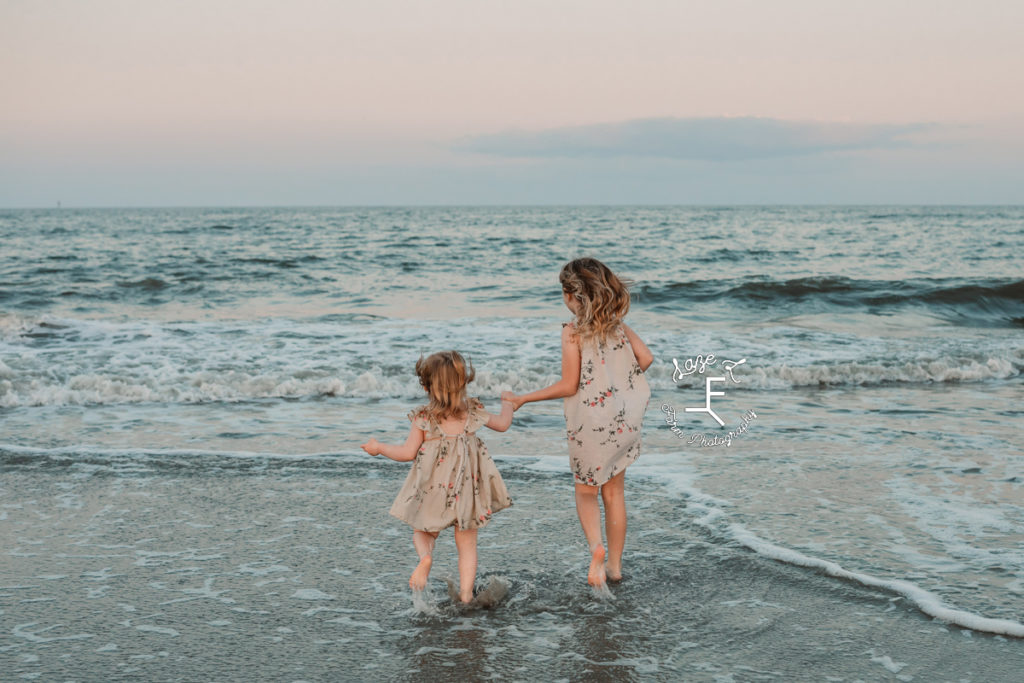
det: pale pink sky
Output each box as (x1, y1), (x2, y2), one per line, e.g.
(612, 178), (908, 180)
(2, 0), (1022, 205)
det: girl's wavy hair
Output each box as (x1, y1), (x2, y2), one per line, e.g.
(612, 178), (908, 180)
(414, 350), (476, 422)
(559, 257), (632, 343)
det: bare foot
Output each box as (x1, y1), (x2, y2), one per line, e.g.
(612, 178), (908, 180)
(587, 545), (607, 586)
(606, 565), (623, 583)
(409, 556), (432, 591)
(447, 578), (475, 605)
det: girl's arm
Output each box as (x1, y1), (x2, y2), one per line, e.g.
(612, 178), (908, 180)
(485, 399), (515, 432)
(622, 323), (653, 371)
(504, 325), (581, 410)
(361, 423), (425, 462)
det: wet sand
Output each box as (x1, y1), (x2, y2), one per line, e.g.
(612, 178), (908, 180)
(2, 454), (1023, 681)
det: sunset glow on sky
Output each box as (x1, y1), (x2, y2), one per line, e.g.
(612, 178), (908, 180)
(2, 0), (1022, 205)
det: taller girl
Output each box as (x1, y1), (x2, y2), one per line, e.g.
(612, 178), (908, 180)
(504, 258), (652, 586)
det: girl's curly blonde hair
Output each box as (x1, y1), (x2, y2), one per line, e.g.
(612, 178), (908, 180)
(414, 350), (475, 422)
(560, 257), (632, 343)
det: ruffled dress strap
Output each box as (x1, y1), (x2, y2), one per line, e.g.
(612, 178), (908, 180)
(464, 397), (489, 434)
(408, 408), (433, 435)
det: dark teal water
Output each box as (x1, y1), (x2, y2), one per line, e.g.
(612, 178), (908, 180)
(2, 205), (1022, 325)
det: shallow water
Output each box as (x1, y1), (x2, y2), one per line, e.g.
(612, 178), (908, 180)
(3, 455), (1024, 681)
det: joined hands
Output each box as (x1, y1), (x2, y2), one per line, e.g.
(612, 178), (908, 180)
(501, 391), (522, 412)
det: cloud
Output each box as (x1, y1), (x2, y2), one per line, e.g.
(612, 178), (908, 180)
(455, 116), (932, 161)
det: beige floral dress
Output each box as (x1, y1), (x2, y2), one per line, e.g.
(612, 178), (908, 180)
(564, 323), (651, 486)
(389, 398), (512, 532)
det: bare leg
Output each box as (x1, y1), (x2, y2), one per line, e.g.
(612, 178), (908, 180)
(410, 530), (437, 591)
(601, 471), (626, 581)
(574, 482), (606, 586)
(453, 527), (478, 603)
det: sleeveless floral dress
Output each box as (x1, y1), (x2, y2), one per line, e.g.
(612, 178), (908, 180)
(389, 398), (512, 532)
(564, 324), (651, 486)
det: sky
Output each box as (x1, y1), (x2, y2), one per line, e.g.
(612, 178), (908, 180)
(2, 0), (1023, 206)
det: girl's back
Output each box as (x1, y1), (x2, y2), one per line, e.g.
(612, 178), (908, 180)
(564, 323), (651, 486)
(390, 397), (511, 532)
(502, 257), (654, 586)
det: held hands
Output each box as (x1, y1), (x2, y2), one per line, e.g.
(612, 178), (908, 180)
(360, 438), (382, 456)
(501, 391), (523, 412)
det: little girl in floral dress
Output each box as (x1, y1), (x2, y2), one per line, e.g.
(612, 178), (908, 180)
(362, 350), (514, 603)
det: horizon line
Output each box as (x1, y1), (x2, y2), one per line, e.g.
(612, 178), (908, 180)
(3, 201), (1023, 211)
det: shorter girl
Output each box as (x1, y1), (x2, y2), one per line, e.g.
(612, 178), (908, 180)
(361, 350), (514, 603)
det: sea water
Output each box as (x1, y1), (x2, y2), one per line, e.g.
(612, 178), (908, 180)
(1, 206), (1022, 680)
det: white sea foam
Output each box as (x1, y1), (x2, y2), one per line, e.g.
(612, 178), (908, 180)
(301, 607), (361, 617)
(0, 366), (538, 408)
(734, 355), (1020, 389)
(414, 646), (469, 656)
(12, 622), (94, 643)
(590, 583), (615, 601)
(866, 650), (907, 675)
(135, 625), (180, 637)
(1, 313), (1019, 407)
(1, 355), (1018, 407)
(725, 521), (1024, 637)
(291, 589), (335, 601)
(638, 453), (1024, 638)
(409, 589), (440, 616)
(238, 563), (292, 576)
(884, 476), (1024, 577)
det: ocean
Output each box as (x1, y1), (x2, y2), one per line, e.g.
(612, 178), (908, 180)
(1, 205), (1022, 681)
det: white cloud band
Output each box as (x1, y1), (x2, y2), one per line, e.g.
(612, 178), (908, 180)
(457, 116), (931, 161)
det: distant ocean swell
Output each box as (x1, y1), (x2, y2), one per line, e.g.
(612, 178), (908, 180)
(3, 269), (1023, 329)
(639, 276), (1024, 327)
